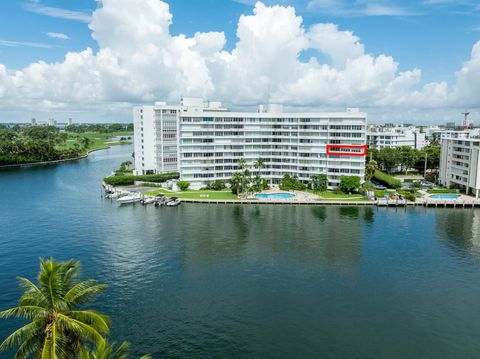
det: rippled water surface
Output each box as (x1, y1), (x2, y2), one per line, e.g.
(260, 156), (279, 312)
(2, 145), (480, 358)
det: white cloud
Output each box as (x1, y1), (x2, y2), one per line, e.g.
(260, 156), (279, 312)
(23, 1), (92, 23)
(0, 39), (52, 48)
(0, 0), (479, 122)
(46, 32), (70, 40)
(307, 0), (415, 17)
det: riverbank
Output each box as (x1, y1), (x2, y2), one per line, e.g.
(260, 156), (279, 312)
(0, 134), (131, 170)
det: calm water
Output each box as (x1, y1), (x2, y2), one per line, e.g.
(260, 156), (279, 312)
(1, 145), (480, 358)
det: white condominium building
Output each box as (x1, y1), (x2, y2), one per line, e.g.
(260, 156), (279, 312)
(367, 125), (427, 150)
(439, 132), (480, 198)
(134, 98), (367, 189)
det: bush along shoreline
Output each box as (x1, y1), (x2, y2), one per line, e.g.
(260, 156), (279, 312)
(103, 172), (180, 186)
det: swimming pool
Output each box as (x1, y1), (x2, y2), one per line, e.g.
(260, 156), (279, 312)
(255, 193), (296, 199)
(429, 194), (461, 199)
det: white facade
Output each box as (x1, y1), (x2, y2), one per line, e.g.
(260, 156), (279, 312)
(439, 133), (480, 198)
(134, 99), (367, 189)
(367, 126), (427, 150)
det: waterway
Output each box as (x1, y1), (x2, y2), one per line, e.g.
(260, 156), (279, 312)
(1, 144), (480, 358)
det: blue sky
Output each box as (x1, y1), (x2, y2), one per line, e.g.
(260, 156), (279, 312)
(0, 0), (480, 123)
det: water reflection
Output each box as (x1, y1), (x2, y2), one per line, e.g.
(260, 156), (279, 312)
(176, 205), (367, 274)
(436, 209), (480, 256)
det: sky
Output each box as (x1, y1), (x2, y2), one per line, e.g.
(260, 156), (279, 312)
(0, 0), (479, 124)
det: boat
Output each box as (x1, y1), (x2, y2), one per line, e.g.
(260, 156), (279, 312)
(117, 193), (141, 204)
(142, 197), (156, 205)
(154, 195), (167, 207)
(166, 197), (181, 207)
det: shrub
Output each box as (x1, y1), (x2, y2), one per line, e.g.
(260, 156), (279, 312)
(339, 176), (360, 193)
(104, 172), (179, 186)
(311, 174), (328, 192)
(404, 193), (416, 202)
(177, 180), (190, 191)
(280, 174), (306, 191)
(206, 180), (227, 191)
(372, 170), (401, 189)
(427, 189), (458, 194)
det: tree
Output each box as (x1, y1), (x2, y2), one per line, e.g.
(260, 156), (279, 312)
(280, 174), (306, 191)
(120, 161), (132, 170)
(311, 174), (328, 192)
(232, 158), (252, 195)
(398, 146), (419, 175)
(177, 180), (190, 191)
(339, 176), (361, 193)
(79, 340), (151, 359)
(365, 160), (378, 181)
(79, 137), (92, 150)
(252, 157), (267, 191)
(0, 258), (109, 359)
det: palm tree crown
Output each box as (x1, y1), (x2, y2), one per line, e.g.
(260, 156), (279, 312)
(0, 258), (109, 359)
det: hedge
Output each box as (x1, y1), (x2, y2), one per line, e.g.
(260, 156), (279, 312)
(427, 189), (459, 194)
(104, 172), (179, 186)
(373, 170), (402, 189)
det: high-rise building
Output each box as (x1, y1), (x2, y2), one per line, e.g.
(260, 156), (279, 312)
(439, 132), (480, 198)
(134, 98), (367, 189)
(367, 125), (427, 150)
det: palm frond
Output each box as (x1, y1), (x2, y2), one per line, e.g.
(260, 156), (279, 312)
(40, 334), (53, 359)
(64, 280), (98, 303)
(56, 314), (106, 345)
(0, 306), (48, 319)
(17, 277), (49, 307)
(71, 310), (110, 334)
(13, 332), (42, 359)
(0, 321), (42, 353)
(111, 341), (129, 359)
(67, 284), (108, 307)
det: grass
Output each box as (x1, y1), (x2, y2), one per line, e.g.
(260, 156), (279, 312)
(144, 188), (239, 200)
(307, 190), (367, 201)
(60, 131), (133, 154)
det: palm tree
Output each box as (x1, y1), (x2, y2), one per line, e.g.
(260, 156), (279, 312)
(79, 340), (151, 359)
(365, 160), (378, 181)
(79, 137), (92, 150)
(0, 258), (109, 359)
(253, 157), (266, 191)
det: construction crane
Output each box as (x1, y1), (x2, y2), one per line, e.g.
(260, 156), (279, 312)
(462, 110), (470, 130)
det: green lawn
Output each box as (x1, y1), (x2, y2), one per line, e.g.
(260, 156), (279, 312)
(144, 188), (239, 200)
(308, 190), (367, 201)
(59, 131), (133, 153)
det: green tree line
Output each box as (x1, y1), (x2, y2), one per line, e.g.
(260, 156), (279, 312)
(66, 124), (133, 133)
(367, 145), (440, 174)
(0, 126), (83, 166)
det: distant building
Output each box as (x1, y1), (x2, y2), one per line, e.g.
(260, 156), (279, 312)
(134, 98), (368, 189)
(367, 125), (427, 150)
(445, 122), (456, 129)
(31, 118), (37, 126)
(439, 131), (480, 198)
(67, 118), (73, 126)
(47, 118), (56, 126)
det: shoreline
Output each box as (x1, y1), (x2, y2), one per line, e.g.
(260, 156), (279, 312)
(0, 145), (121, 170)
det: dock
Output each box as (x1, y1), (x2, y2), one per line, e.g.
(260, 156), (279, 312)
(176, 198), (480, 207)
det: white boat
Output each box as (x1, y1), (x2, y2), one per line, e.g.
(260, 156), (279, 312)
(166, 198), (181, 207)
(117, 194), (141, 204)
(142, 197), (156, 205)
